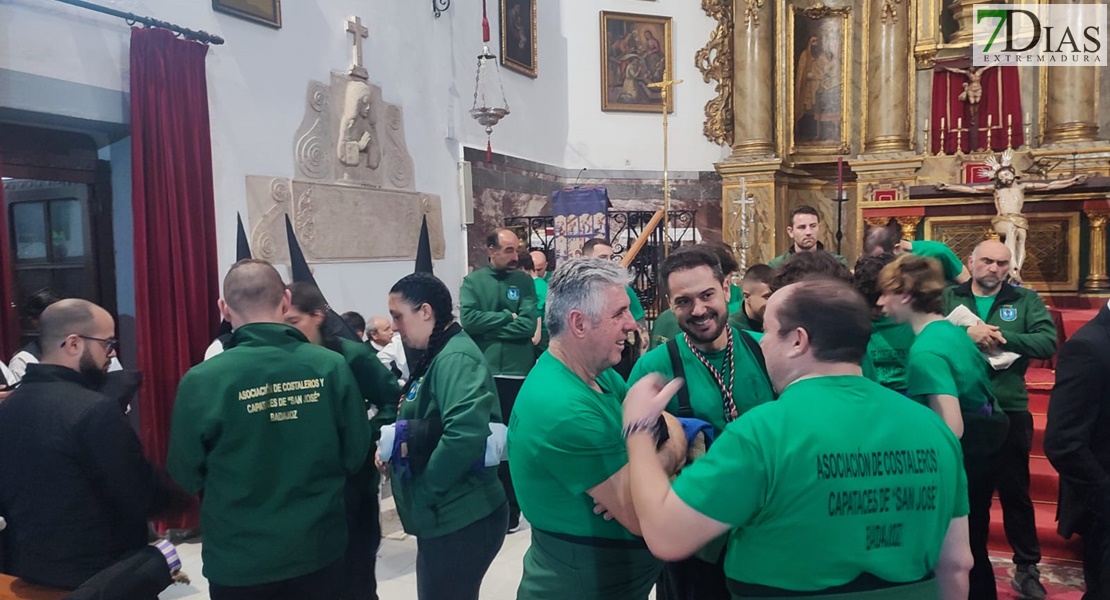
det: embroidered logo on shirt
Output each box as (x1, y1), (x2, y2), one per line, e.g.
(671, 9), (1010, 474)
(1000, 306), (1017, 322)
(507, 286), (520, 301)
(405, 378), (422, 402)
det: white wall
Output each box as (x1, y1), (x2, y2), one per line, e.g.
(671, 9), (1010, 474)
(0, 0), (725, 320)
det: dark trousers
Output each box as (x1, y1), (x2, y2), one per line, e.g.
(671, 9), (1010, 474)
(967, 453), (1000, 600)
(656, 554), (731, 600)
(996, 411), (1042, 566)
(495, 377), (523, 528)
(1082, 515), (1110, 600)
(342, 467), (381, 600)
(415, 502), (508, 600)
(209, 560), (342, 600)
(65, 545), (173, 600)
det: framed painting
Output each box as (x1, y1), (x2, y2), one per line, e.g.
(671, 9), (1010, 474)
(600, 12), (673, 113)
(788, 3), (850, 154)
(212, 0), (282, 29)
(501, 0), (537, 78)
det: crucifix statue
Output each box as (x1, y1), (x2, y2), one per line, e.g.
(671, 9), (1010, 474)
(648, 72), (682, 256)
(935, 149), (1088, 282)
(941, 64), (996, 152)
(346, 16), (369, 80)
(730, 178), (755, 272)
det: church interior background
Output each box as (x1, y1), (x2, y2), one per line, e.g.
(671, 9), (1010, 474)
(1, 0), (1108, 593)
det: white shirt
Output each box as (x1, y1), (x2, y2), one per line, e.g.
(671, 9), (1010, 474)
(375, 332), (409, 386)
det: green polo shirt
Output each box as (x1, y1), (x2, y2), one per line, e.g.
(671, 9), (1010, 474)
(906, 320), (994, 414)
(862, 316), (916, 394)
(673, 376), (968, 596)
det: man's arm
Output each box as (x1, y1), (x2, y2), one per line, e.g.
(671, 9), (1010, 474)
(935, 516), (973, 600)
(935, 182), (990, 195)
(999, 294), (1057, 359)
(459, 276), (513, 335)
(331, 362), (374, 474)
(929, 394), (965, 439)
(349, 344), (402, 438)
(1023, 175), (1087, 192)
(494, 276), (540, 340)
(78, 398), (164, 518)
(1045, 337), (1110, 489)
(954, 266), (971, 284)
(166, 373), (211, 494)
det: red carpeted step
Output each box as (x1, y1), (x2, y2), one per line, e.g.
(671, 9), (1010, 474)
(1028, 457), (1060, 504)
(1032, 413), (1047, 457)
(1026, 367), (1054, 416)
(988, 501), (1083, 562)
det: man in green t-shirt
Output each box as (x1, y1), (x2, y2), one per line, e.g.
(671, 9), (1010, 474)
(168, 260), (371, 596)
(582, 238), (648, 378)
(509, 258), (687, 600)
(629, 247), (775, 599)
(623, 279), (973, 600)
(863, 225), (971, 285)
(767, 205), (848, 269)
(943, 240), (1057, 599)
(854, 254), (915, 394)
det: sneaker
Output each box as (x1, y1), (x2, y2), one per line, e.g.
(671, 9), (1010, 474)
(507, 519), (521, 534)
(1011, 564), (1047, 600)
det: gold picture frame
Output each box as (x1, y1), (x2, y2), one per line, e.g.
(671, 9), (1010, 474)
(212, 0), (281, 29)
(787, 3), (850, 155)
(600, 11), (673, 113)
(501, 0), (537, 78)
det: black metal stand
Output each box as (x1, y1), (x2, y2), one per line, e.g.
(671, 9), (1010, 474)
(834, 192), (849, 255)
(55, 0), (224, 44)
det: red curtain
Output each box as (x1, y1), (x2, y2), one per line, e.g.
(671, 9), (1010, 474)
(931, 63), (1023, 155)
(0, 165), (19, 360)
(130, 27), (219, 530)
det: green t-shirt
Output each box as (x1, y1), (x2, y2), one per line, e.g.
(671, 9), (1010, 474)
(509, 352), (635, 539)
(728, 305), (763, 333)
(672, 376), (969, 593)
(626, 285), (646, 322)
(533, 277), (548, 317)
(650, 303), (761, 351)
(862, 316), (915, 394)
(629, 328), (774, 435)
(911, 241), (965, 284)
(906, 320), (994, 413)
(726, 283), (742, 316)
(973, 293), (997, 322)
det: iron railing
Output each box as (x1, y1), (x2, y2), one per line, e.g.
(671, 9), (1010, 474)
(505, 210), (698, 321)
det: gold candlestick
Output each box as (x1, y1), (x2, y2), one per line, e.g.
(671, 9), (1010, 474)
(938, 117), (947, 157)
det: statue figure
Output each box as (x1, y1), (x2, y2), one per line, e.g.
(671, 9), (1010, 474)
(941, 65), (996, 110)
(337, 80), (381, 170)
(936, 150), (1087, 282)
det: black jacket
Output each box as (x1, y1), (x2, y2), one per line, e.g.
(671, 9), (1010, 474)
(1045, 303), (1110, 538)
(0, 364), (169, 589)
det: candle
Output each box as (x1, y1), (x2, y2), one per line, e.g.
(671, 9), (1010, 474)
(941, 117), (946, 131)
(1008, 114), (1012, 127)
(1025, 111), (1031, 124)
(958, 117), (962, 129)
(837, 156), (843, 199)
(925, 118), (930, 131)
(987, 114), (992, 128)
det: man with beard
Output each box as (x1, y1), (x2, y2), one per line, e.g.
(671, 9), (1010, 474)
(767, 206), (847, 269)
(460, 228), (540, 533)
(624, 279), (974, 600)
(628, 246), (775, 599)
(0, 299), (184, 597)
(943, 240), (1057, 600)
(509, 259), (687, 600)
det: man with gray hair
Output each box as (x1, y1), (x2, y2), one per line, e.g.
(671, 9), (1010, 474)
(508, 258), (687, 600)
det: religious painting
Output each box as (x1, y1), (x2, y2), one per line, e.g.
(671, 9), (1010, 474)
(600, 12), (673, 113)
(500, 0), (537, 78)
(788, 4), (850, 153)
(212, 0), (281, 29)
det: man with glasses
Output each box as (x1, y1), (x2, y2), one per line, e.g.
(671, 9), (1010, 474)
(0, 299), (185, 596)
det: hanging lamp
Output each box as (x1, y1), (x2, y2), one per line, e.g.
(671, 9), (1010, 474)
(470, 0), (509, 163)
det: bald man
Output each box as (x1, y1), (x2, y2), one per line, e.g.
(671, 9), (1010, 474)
(368, 315), (409, 384)
(0, 299), (181, 595)
(530, 250), (548, 278)
(943, 240), (1057, 599)
(168, 259), (371, 598)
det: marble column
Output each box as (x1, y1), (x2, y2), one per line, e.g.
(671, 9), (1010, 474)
(865, 0), (912, 152)
(732, 0), (775, 156)
(949, 0), (992, 46)
(1083, 211), (1110, 290)
(1044, 0), (1100, 144)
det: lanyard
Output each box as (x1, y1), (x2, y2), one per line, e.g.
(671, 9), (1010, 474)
(685, 331), (739, 423)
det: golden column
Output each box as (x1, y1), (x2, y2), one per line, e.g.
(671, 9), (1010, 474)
(1084, 211), (1110, 290)
(1043, 0), (1100, 144)
(864, 0), (912, 152)
(896, 216), (921, 241)
(732, 0), (775, 156)
(948, 0), (993, 46)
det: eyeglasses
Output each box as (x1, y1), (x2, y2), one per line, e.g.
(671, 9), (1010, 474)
(61, 335), (119, 354)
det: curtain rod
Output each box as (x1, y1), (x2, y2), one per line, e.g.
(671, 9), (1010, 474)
(54, 0), (225, 45)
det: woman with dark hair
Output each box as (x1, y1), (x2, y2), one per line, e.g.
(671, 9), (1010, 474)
(285, 282), (400, 600)
(854, 253), (915, 394)
(877, 254), (1007, 600)
(380, 272), (507, 600)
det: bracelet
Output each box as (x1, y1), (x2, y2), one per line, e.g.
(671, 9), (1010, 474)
(622, 417), (657, 440)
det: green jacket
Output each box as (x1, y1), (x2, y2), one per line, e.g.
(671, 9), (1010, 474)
(391, 330), (507, 538)
(767, 244), (848, 269)
(943, 282), (1057, 412)
(336, 337), (401, 490)
(460, 266), (539, 377)
(167, 323), (371, 586)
